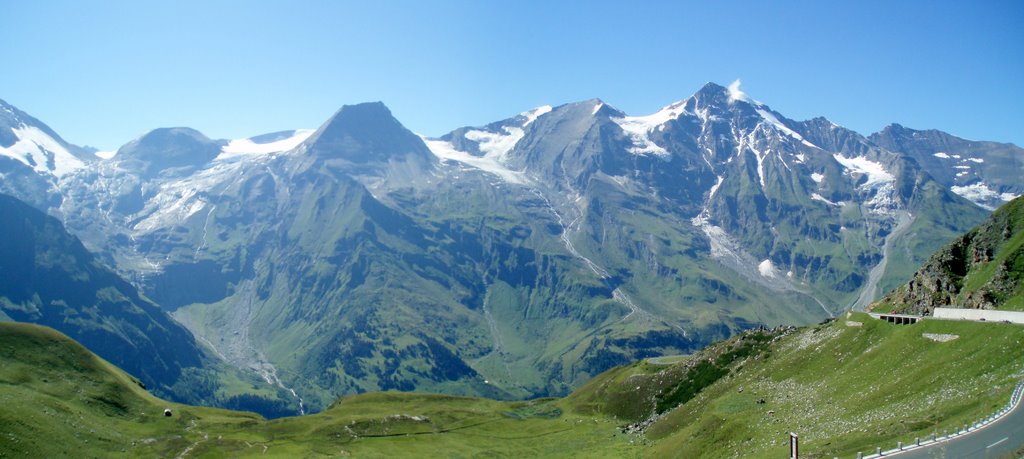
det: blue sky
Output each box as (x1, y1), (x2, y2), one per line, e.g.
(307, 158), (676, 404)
(1, 0), (1022, 150)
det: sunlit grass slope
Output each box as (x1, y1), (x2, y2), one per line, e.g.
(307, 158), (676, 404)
(3, 313), (1021, 458)
(573, 314), (1024, 458)
(0, 322), (260, 457)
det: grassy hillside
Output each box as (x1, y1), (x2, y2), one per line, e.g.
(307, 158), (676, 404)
(643, 315), (1023, 457)
(564, 313), (1024, 458)
(0, 322), (261, 457)
(4, 314), (1022, 458)
(0, 321), (639, 457)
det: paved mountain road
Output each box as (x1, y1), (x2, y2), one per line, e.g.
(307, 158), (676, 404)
(874, 393), (1024, 459)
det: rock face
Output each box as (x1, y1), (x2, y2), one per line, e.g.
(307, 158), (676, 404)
(874, 196), (1024, 314)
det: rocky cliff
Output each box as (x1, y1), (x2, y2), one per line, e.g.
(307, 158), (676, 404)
(873, 196), (1024, 314)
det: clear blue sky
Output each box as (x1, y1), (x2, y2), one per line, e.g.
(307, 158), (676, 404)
(1, 0), (1022, 150)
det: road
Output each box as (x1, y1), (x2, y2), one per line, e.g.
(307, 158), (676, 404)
(874, 393), (1024, 459)
(646, 355), (687, 365)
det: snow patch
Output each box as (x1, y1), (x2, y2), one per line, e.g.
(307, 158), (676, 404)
(522, 105), (552, 126)
(421, 137), (527, 185)
(832, 154), (894, 187)
(609, 175), (630, 189)
(833, 154), (898, 216)
(422, 105), (551, 183)
(811, 172), (824, 184)
(464, 126), (524, 160)
(708, 175), (724, 199)
(758, 259), (776, 278)
(218, 129), (314, 160)
(751, 145), (768, 189)
(951, 183), (1018, 209)
(755, 107), (819, 149)
(966, 157), (984, 163)
(133, 188), (208, 233)
(94, 150), (117, 160)
(612, 102), (689, 157)
(933, 152), (950, 159)
(0, 125), (84, 177)
(811, 193), (843, 207)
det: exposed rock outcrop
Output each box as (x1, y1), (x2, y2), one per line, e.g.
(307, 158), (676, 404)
(871, 197), (1023, 314)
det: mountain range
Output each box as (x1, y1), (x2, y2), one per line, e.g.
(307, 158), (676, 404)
(0, 82), (1020, 412)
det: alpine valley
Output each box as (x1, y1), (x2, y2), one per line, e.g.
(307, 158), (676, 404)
(1, 82), (1020, 416)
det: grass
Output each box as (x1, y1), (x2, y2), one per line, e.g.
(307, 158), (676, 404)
(3, 312), (1023, 458)
(0, 322), (261, 458)
(0, 321), (642, 458)
(645, 313), (1024, 458)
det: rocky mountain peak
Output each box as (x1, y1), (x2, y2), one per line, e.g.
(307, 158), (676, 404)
(301, 101), (434, 165)
(694, 81), (730, 99)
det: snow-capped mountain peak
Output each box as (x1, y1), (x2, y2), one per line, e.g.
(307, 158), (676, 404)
(0, 99), (88, 177)
(0, 124), (85, 177)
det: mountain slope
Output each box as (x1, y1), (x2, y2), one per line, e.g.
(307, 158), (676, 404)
(0, 321), (639, 458)
(873, 196), (1024, 314)
(0, 98), (94, 211)
(0, 193), (294, 416)
(432, 82), (987, 314)
(0, 321), (261, 458)
(574, 314), (1024, 458)
(870, 124), (1023, 210)
(0, 193), (204, 390)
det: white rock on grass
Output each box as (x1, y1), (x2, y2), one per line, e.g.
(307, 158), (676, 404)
(923, 333), (959, 343)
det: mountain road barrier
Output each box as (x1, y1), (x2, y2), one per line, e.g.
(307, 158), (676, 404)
(868, 309), (1024, 326)
(931, 308), (1024, 325)
(855, 381), (1024, 458)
